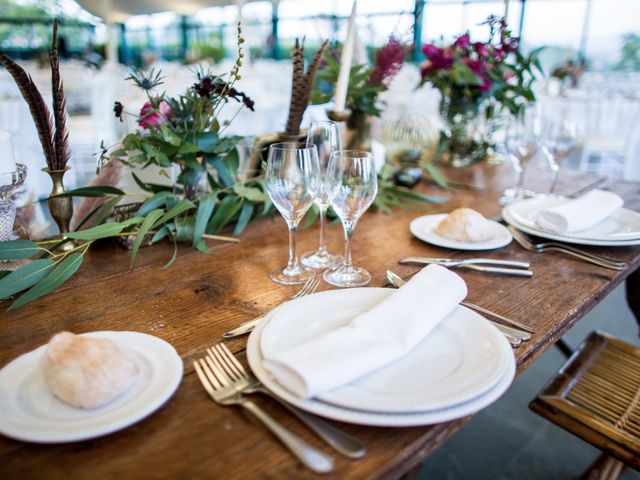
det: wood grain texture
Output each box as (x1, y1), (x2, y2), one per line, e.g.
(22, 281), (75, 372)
(1, 162), (639, 480)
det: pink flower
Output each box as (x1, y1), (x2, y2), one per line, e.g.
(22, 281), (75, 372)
(465, 59), (493, 93)
(421, 44), (440, 58)
(138, 100), (172, 129)
(473, 42), (489, 58)
(370, 36), (411, 87)
(454, 34), (471, 49)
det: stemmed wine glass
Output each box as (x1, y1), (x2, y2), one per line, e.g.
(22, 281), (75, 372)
(323, 150), (378, 288)
(541, 118), (577, 194)
(503, 107), (541, 202)
(264, 143), (321, 285)
(301, 121), (343, 269)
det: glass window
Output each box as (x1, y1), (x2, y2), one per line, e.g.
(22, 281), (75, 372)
(423, 3), (465, 43)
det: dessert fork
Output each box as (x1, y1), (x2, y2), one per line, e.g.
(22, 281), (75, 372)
(194, 353), (334, 474)
(223, 277), (320, 338)
(209, 344), (367, 459)
(508, 226), (626, 271)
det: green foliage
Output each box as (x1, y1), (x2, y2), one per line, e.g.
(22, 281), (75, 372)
(616, 33), (640, 72)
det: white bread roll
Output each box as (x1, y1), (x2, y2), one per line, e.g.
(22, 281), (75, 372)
(41, 332), (139, 409)
(435, 208), (493, 243)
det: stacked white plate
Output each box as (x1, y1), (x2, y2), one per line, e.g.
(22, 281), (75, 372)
(503, 196), (640, 246)
(247, 288), (516, 427)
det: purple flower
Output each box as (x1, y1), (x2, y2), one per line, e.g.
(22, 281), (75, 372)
(370, 36), (411, 86)
(473, 42), (489, 58)
(421, 43), (441, 58)
(465, 59), (493, 93)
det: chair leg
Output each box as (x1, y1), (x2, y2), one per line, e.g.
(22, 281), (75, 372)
(555, 337), (575, 358)
(579, 453), (626, 480)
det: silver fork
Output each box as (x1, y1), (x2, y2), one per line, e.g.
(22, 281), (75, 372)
(508, 226), (626, 271)
(209, 344), (367, 459)
(194, 353), (334, 474)
(223, 277), (320, 338)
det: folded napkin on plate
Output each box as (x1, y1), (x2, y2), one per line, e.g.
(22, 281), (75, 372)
(262, 265), (467, 399)
(535, 190), (624, 233)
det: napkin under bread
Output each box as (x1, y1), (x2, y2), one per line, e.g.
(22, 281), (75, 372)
(262, 265), (467, 399)
(535, 190), (624, 233)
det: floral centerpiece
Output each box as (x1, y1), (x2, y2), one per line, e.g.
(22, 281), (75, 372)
(312, 35), (412, 150)
(419, 16), (541, 166)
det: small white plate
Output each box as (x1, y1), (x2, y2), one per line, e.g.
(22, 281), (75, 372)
(248, 298), (515, 427)
(503, 196), (640, 242)
(410, 214), (512, 250)
(0, 331), (183, 443)
(261, 288), (511, 413)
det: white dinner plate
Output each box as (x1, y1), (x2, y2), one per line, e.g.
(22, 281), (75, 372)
(410, 214), (512, 250)
(503, 196), (640, 242)
(0, 331), (183, 443)
(503, 208), (640, 247)
(248, 299), (515, 427)
(260, 288), (511, 413)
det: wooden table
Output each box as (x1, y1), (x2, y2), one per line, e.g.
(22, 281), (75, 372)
(1, 163), (639, 480)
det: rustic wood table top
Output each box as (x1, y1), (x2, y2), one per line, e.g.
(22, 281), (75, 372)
(1, 162), (639, 480)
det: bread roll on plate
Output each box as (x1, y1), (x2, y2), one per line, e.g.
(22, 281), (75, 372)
(435, 208), (493, 243)
(41, 332), (139, 409)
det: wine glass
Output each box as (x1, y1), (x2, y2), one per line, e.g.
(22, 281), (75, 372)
(503, 108), (541, 202)
(323, 150), (378, 288)
(301, 121), (343, 269)
(541, 118), (577, 194)
(264, 142), (321, 285)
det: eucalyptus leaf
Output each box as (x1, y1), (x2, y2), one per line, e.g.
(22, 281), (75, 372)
(152, 199), (196, 229)
(66, 217), (144, 241)
(0, 259), (54, 301)
(161, 234), (178, 270)
(50, 186), (125, 198)
(208, 155), (235, 187)
(137, 191), (173, 216)
(207, 195), (242, 233)
(233, 184), (268, 203)
(10, 254), (83, 310)
(233, 201), (254, 236)
(0, 240), (41, 260)
(131, 209), (164, 267)
(196, 131), (219, 153)
(193, 193), (217, 247)
(131, 172), (172, 193)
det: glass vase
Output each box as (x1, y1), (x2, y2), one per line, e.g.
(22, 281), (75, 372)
(438, 97), (493, 167)
(344, 111), (372, 151)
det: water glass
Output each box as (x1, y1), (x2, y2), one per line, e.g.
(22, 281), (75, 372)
(541, 118), (577, 194)
(323, 150), (378, 288)
(503, 108), (541, 202)
(301, 121), (343, 269)
(265, 143), (320, 285)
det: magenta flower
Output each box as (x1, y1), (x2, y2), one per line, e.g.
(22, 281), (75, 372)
(421, 43), (440, 58)
(465, 59), (493, 93)
(138, 100), (172, 129)
(454, 34), (471, 49)
(473, 42), (489, 58)
(370, 36), (411, 87)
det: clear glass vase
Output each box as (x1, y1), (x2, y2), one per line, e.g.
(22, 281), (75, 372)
(438, 97), (494, 167)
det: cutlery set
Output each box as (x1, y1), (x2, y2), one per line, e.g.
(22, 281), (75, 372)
(205, 222), (627, 472)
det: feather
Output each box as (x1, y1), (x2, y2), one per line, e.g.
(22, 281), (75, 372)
(0, 53), (55, 168)
(50, 19), (70, 171)
(71, 160), (123, 231)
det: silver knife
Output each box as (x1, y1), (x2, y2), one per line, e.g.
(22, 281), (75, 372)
(400, 257), (530, 269)
(223, 316), (263, 338)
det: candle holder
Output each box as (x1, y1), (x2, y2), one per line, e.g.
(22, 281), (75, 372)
(43, 167), (75, 252)
(0, 163), (26, 241)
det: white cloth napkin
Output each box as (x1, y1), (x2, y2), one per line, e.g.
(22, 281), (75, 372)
(262, 265), (467, 399)
(535, 190), (624, 233)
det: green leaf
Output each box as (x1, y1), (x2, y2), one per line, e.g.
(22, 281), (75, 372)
(233, 184), (268, 203)
(130, 209), (164, 267)
(196, 131), (219, 153)
(193, 193), (217, 247)
(160, 125), (183, 147)
(131, 172), (173, 193)
(0, 240), (41, 260)
(10, 254), (83, 310)
(174, 215), (196, 243)
(142, 143), (171, 167)
(66, 217), (144, 240)
(50, 186), (126, 198)
(207, 195), (243, 233)
(425, 164), (450, 190)
(152, 199), (196, 229)
(233, 201), (254, 236)
(387, 186), (448, 203)
(151, 224), (173, 243)
(161, 234), (178, 270)
(0, 259), (55, 301)
(177, 142), (200, 155)
(137, 191), (174, 216)
(207, 154), (235, 187)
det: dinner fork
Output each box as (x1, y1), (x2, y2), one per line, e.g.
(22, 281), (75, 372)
(208, 344), (367, 459)
(508, 226), (626, 271)
(223, 277), (320, 338)
(194, 354), (334, 474)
